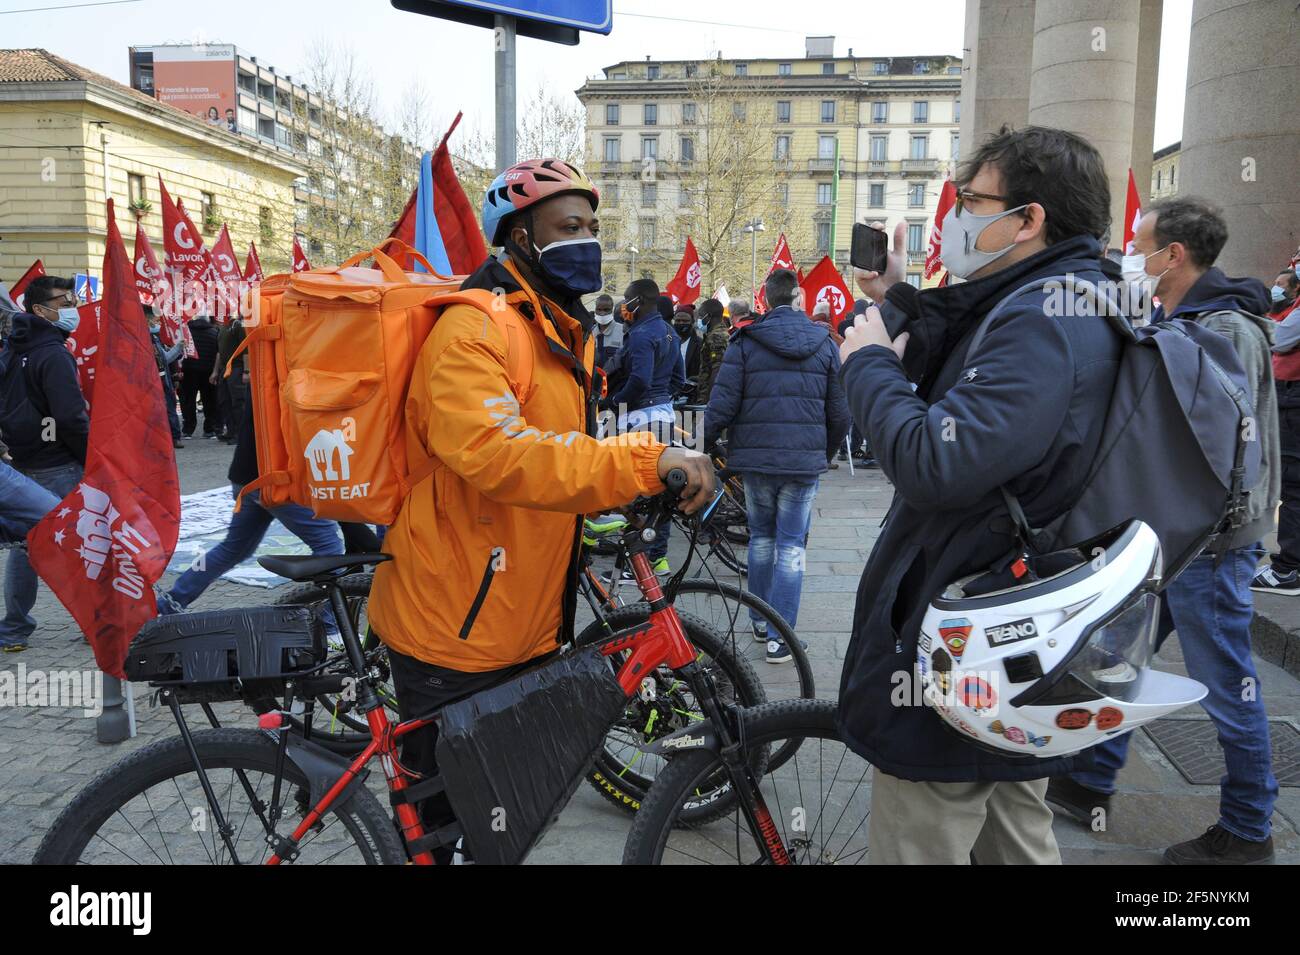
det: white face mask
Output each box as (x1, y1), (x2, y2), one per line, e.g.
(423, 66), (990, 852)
(938, 204), (1028, 279)
(594, 311), (614, 326)
(1120, 246), (1170, 299)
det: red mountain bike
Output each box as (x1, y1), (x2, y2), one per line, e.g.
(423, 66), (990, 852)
(33, 470), (807, 865)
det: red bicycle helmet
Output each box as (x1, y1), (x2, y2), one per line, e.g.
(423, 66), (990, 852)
(482, 158), (599, 246)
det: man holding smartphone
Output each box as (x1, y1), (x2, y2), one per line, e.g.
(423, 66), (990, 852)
(836, 125), (1122, 863)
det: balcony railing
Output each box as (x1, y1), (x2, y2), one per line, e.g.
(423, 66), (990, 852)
(807, 158), (837, 173)
(902, 158), (940, 174)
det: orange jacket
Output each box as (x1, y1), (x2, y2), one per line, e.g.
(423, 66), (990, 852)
(369, 258), (666, 671)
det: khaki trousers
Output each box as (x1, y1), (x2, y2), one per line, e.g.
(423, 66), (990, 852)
(867, 768), (1062, 864)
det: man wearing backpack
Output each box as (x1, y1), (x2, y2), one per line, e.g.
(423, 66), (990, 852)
(368, 158), (712, 854)
(837, 125), (1122, 863)
(0, 275), (89, 651)
(1051, 196), (1280, 865)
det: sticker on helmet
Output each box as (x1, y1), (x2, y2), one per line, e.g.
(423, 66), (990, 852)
(1095, 706), (1124, 730)
(988, 721), (1052, 747)
(985, 616), (1038, 647)
(938, 618), (973, 660)
(1055, 707), (1093, 730)
(957, 675), (996, 711)
(918, 631), (933, 654)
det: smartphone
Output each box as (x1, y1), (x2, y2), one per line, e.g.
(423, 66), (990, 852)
(851, 223), (889, 274)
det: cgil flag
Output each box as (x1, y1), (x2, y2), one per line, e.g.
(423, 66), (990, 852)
(159, 180), (216, 319)
(394, 112), (487, 275)
(10, 259), (46, 311)
(28, 199), (182, 679)
(1123, 168), (1142, 254)
(754, 233), (795, 313)
(924, 179), (958, 279)
(666, 237), (702, 306)
(243, 241), (264, 284)
(292, 235), (311, 273)
(799, 255), (854, 324)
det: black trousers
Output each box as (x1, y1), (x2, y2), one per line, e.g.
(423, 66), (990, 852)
(385, 644), (557, 854)
(178, 366), (222, 436)
(1274, 381), (1300, 572)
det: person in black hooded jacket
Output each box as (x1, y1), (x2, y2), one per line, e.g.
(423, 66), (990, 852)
(837, 126), (1122, 863)
(0, 275), (89, 650)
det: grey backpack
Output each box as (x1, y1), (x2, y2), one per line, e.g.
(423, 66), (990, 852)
(967, 274), (1259, 585)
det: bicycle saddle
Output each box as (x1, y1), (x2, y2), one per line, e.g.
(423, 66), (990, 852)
(258, 552), (392, 583)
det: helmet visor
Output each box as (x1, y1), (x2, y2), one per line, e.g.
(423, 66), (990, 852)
(1061, 591), (1160, 703)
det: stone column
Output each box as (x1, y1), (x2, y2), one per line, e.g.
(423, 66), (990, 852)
(1028, 0), (1142, 242)
(1180, 0), (1300, 279)
(960, 0), (1036, 152)
(1130, 0), (1163, 208)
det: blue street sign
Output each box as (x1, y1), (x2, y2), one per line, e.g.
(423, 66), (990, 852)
(73, 273), (99, 303)
(432, 0), (609, 32)
(392, 0), (612, 44)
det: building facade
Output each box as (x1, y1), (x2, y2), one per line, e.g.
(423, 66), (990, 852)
(577, 38), (962, 296)
(128, 43), (420, 266)
(0, 48), (304, 283)
(1151, 140), (1180, 200)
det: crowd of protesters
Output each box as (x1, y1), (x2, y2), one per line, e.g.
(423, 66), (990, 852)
(1, 116), (1298, 867)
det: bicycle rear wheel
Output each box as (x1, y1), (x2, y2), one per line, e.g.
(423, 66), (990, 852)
(623, 699), (872, 865)
(33, 728), (405, 865)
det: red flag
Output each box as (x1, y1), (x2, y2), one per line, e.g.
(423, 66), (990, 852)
(66, 301), (101, 408)
(209, 224), (245, 322)
(159, 179), (215, 318)
(243, 241), (265, 283)
(388, 113), (486, 275)
(924, 179), (958, 279)
(799, 255), (854, 323)
(666, 238), (702, 306)
(28, 199), (181, 679)
(428, 113), (488, 274)
(1123, 168), (1142, 254)
(10, 259), (45, 310)
(754, 233), (795, 312)
(131, 223), (162, 306)
(292, 236), (311, 273)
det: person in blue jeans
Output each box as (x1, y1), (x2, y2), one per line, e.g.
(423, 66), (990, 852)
(158, 484), (343, 611)
(1049, 196), (1280, 865)
(158, 399), (343, 612)
(0, 460), (60, 546)
(599, 280), (684, 575)
(704, 268), (850, 663)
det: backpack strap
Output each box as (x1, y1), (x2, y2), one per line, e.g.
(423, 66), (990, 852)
(403, 289), (539, 491)
(962, 274), (1123, 552)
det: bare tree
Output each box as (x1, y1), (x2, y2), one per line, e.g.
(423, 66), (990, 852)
(665, 63), (805, 295)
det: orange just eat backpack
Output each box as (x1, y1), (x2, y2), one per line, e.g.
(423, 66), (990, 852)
(231, 240), (535, 525)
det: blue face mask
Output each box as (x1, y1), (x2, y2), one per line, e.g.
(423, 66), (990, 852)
(532, 237), (604, 297)
(1273, 285), (1288, 304)
(40, 304), (80, 334)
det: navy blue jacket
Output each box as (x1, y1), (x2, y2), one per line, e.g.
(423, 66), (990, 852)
(837, 234), (1123, 782)
(0, 312), (89, 470)
(703, 305), (850, 477)
(606, 313), (684, 412)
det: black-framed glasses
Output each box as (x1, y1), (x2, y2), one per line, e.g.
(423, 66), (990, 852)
(954, 188), (1010, 214)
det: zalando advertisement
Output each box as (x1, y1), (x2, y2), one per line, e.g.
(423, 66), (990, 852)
(151, 44), (238, 133)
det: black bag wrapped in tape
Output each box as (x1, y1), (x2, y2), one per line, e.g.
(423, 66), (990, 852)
(435, 645), (629, 865)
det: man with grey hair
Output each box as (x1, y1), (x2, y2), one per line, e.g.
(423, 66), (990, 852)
(729, 299), (753, 331)
(1052, 195), (1280, 865)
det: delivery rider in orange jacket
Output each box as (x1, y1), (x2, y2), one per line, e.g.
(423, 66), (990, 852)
(367, 158), (712, 845)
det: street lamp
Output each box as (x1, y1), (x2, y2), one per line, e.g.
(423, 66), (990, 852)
(742, 219), (765, 302)
(628, 245), (639, 282)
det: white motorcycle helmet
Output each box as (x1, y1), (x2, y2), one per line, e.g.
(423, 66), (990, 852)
(916, 520), (1206, 758)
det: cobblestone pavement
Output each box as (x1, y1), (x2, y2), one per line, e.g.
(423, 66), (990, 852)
(2, 440), (1298, 864)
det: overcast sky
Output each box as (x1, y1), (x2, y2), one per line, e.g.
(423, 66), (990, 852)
(4, 0), (1191, 150)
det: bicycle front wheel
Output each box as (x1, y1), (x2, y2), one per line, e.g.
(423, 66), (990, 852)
(623, 699), (872, 865)
(33, 729), (406, 865)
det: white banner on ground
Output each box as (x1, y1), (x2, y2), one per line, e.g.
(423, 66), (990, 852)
(167, 486), (315, 589)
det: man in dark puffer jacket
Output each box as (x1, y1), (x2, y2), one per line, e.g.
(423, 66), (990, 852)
(704, 268), (850, 662)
